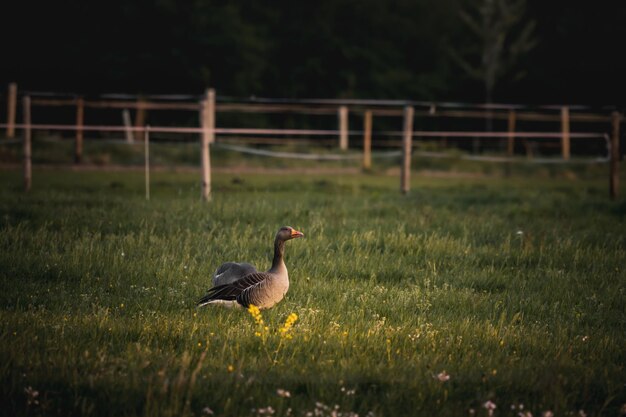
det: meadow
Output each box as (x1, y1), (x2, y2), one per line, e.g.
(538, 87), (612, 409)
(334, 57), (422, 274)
(0, 168), (624, 417)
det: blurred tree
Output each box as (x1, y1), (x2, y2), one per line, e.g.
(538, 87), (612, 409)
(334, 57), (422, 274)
(6, 0), (624, 106)
(449, 0), (537, 104)
(447, 0), (536, 151)
(263, 0), (461, 100)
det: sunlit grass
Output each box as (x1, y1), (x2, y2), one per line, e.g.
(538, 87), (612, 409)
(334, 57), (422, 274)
(0, 169), (624, 416)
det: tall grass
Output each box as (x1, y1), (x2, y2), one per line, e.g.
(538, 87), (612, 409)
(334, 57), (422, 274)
(0, 169), (624, 416)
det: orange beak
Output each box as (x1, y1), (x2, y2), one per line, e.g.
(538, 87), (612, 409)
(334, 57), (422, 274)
(290, 229), (304, 239)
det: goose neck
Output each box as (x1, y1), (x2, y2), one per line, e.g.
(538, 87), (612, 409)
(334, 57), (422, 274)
(270, 237), (286, 272)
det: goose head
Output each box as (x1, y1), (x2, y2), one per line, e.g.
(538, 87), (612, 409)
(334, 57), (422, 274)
(277, 226), (304, 241)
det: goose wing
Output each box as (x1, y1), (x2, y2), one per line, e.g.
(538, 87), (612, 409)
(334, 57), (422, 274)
(197, 272), (270, 306)
(212, 262), (257, 286)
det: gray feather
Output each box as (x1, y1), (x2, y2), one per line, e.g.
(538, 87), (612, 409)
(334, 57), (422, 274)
(212, 262), (257, 286)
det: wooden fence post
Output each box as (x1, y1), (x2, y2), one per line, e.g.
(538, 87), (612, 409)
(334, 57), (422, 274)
(507, 109), (516, 156)
(23, 96), (31, 192)
(134, 99), (146, 141)
(610, 111), (621, 200)
(202, 88), (216, 144)
(561, 106), (570, 160)
(122, 109), (134, 143)
(363, 110), (372, 170)
(505, 109), (516, 176)
(6, 83), (17, 138)
(75, 97), (84, 164)
(339, 105), (348, 151)
(401, 106), (414, 195)
(201, 89), (213, 202)
(145, 126), (150, 201)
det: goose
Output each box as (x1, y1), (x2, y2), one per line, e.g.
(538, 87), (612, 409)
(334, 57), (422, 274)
(197, 226), (304, 309)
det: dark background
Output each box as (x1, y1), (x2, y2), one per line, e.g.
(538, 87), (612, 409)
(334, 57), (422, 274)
(2, 0), (625, 106)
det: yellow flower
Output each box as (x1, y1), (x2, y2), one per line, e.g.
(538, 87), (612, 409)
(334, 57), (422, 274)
(248, 304), (267, 337)
(279, 313), (298, 338)
(227, 365), (234, 372)
(247, 304), (265, 326)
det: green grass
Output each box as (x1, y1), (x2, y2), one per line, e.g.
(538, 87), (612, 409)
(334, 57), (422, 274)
(0, 168), (624, 417)
(0, 134), (613, 180)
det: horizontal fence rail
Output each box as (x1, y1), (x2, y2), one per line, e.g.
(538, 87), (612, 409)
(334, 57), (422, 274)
(2, 84), (623, 200)
(20, 97), (620, 122)
(0, 123), (610, 139)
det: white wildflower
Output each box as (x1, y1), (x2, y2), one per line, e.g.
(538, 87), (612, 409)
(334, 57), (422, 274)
(24, 386), (39, 406)
(258, 406), (275, 415)
(483, 400), (497, 417)
(276, 389), (291, 398)
(436, 371), (450, 382)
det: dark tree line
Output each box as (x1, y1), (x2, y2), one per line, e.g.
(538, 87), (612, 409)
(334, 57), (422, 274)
(2, 0), (624, 105)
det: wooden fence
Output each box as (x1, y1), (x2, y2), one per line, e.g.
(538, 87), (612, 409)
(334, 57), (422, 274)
(2, 83), (623, 200)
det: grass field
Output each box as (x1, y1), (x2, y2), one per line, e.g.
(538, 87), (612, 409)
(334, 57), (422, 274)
(0, 168), (625, 417)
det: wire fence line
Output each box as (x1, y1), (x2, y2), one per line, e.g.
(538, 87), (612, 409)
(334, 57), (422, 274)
(215, 145), (609, 164)
(0, 135), (610, 165)
(214, 143), (402, 161)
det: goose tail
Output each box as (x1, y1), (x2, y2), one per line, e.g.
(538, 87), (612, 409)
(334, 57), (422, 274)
(196, 292), (238, 308)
